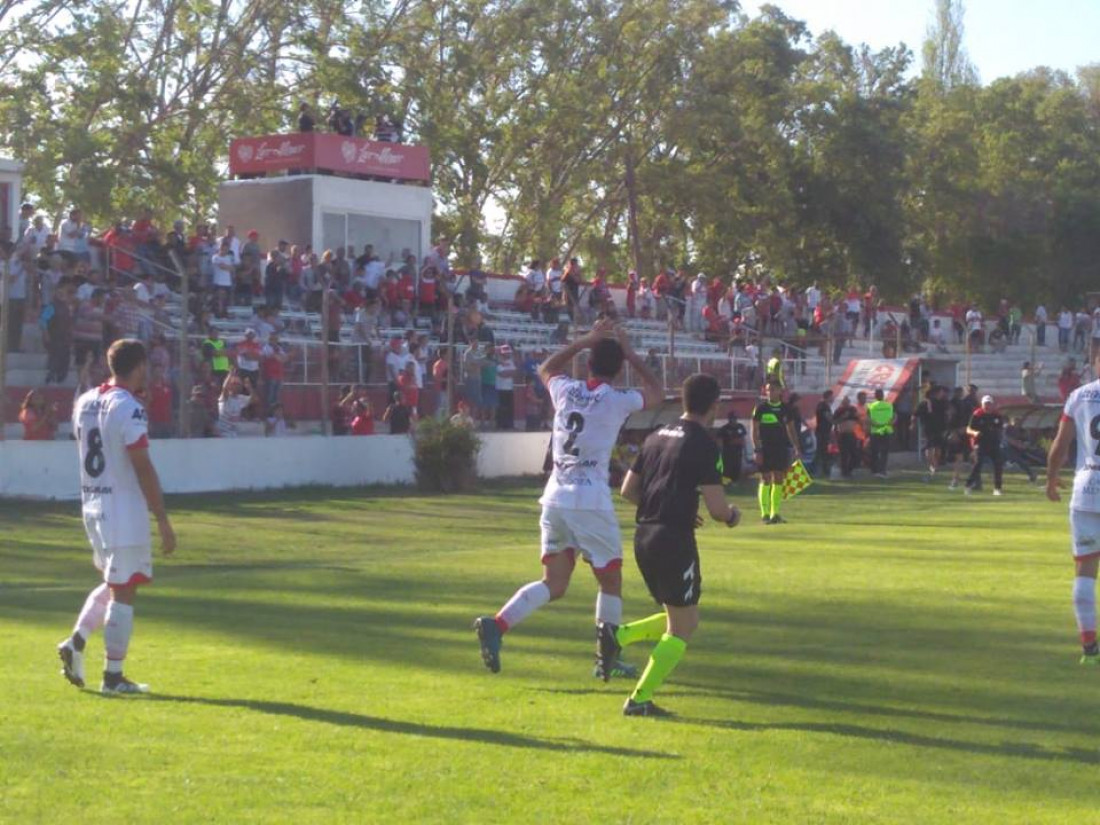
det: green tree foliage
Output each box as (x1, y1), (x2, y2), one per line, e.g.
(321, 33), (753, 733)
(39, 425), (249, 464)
(2, 0), (1099, 309)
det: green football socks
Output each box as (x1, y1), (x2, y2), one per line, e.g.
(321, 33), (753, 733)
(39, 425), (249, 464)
(616, 613), (667, 647)
(770, 483), (782, 519)
(758, 482), (770, 518)
(631, 633), (688, 703)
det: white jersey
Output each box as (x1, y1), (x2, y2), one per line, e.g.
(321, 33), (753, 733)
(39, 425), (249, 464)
(1064, 380), (1100, 513)
(72, 385), (151, 548)
(539, 375), (645, 512)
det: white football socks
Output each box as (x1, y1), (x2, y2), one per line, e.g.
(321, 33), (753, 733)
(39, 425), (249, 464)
(104, 601), (134, 674)
(1074, 576), (1097, 646)
(74, 583), (111, 639)
(596, 592), (623, 626)
(496, 582), (551, 632)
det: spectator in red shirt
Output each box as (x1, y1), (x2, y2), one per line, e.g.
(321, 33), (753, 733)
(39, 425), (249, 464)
(19, 390), (57, 441)
(262, 332), (289, 411)
(419, 265), (439, 316)
(1059, 360), (1081, 401)
(147, 366), (174, 438)
(397, 362), (421, 411)
(350, 399), (375, 435)
(102, 222), (136, 275)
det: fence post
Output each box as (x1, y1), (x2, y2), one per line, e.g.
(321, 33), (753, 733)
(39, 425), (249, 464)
(0, 254), (9, 442)
(320, 286), (331, 436)
(169, 251), (190, 438)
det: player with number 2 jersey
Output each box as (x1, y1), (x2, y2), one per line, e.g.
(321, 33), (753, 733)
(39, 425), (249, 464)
(474, 318), (663, 680)
(1047, 346), (1100, 664)
(57, 339), (176, 695)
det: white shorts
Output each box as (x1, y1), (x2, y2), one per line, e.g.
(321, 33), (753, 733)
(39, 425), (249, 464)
(1070, 509), (1100, 559)
(85, 516), (153, 586)
(539, 506), (623, 571)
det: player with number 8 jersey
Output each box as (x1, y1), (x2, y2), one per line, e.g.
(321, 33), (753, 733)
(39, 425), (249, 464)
(57, 339), (176, 696)
(474, 318), (663, 681)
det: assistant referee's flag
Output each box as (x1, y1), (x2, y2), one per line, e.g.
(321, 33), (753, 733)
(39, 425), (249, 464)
(781, 460), (813, 500)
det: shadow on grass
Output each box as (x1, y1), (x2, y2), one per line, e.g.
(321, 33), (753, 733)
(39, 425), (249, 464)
(144, 694), (677, 760)
(671, 682), (1098, 737)
(677, 715), (1100, 766)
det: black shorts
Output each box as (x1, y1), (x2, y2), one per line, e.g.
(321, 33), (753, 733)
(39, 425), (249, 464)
(759, 442), (789, 473)
(924, 430), (946, 452)
(634, 524), (701, 608)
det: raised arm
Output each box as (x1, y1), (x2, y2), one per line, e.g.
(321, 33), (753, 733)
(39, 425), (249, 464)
(616, 326), (663, 410)
(537, 317), (615, 386)
(1046, 416), (1076, 501)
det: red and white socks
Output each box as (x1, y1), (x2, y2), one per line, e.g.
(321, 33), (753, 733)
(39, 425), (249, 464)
(1073, 576), (1097, 652)
(495, 582), (551, 633)
(104, 601), (134, 674)
(73, 583), (110, 641)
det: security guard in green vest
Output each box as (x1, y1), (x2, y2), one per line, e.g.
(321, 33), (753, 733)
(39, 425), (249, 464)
(203, 329), (231, 383)
(766, 348), (785, 389)
(867, 388), (896, 479)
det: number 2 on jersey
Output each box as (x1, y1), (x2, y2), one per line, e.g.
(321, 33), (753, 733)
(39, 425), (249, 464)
(1091, 415), (1100, 456)
(563, 412), (585, 456)
(82, 427), (107, 478)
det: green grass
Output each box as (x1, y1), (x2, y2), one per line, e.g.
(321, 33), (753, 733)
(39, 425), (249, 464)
(0, 473), (1092, 824)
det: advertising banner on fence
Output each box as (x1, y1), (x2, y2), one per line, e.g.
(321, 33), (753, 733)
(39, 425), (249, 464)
(229, 134), (431, 183)
(831, 358), (919, 405)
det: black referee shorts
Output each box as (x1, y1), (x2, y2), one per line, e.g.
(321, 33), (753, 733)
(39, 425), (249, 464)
(634, 523), (701, 608)
(759, 442), (789, 473)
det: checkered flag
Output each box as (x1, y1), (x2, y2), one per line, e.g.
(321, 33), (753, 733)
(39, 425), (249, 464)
(781, 460), (813, 501)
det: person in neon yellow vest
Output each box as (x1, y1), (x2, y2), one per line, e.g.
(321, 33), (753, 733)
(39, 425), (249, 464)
(202, 328), (230, 384)
(765, 348), (785, 389)
(751, 380), (800, 524)
(867, 388), (896, 479)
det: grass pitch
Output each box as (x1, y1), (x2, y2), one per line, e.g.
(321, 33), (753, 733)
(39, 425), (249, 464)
(0, 473), (1093, 824)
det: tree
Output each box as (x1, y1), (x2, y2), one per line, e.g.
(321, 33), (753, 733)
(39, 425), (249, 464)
(922, 0), (978, 90)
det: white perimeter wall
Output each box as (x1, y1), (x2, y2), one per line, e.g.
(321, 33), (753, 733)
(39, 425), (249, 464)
(0, 432), (550, 501)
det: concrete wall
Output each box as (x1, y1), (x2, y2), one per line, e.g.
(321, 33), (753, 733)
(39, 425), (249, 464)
(0, 431), (550, 501)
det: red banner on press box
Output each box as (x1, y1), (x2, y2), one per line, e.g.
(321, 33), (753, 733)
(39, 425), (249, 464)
(229, 134), (431, 183)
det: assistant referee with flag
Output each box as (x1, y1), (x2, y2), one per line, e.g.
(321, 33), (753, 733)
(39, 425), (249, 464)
(617, 373), (741, 717)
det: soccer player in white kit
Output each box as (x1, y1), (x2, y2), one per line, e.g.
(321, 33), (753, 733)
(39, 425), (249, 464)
(57, 339), (177, 694)
(474, 318), (663, 679)
(1047, 345), (1100, 664)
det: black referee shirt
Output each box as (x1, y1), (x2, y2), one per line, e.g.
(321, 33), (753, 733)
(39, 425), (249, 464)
(631, 419), (723, 530)
(753, 401), (791, 447)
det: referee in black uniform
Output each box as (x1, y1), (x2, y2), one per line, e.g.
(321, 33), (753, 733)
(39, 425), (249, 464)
(617, 373), (741, 717)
